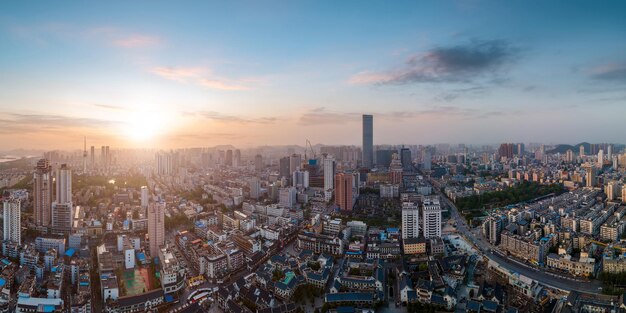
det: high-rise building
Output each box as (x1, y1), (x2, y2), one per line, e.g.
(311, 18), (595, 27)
(233, 149), (241, 167)
(33, 159), (53, 227)
(606, 181), (619, 201)
(622, 185), (626, 203)
(362, 115), (373, 168)
(226, 150), (233, 166)
(3, 198), (21, 246)
(401, 202), (419, 239)
(90, 146), (95, 168)
(323, 157), (335, 191)
(289, 154), (302, 174)
(51, 203), (72, 234)
(400, 147), (412, 170)
(148, 202), (165, 256)
(254, 154), (263, 171)
(579, 145), (585, 156)
(483, 216), (503, 245)
(52, 164), (72, 234)
(498, 143), (514, 160)
(422, 198), (442, 239)
(292, 169), (309, 188)
(583, 164), (596, 187)
(156, 152), (173, 175)
(249, 178), (261, 200)
(598, 149), (604, 168)
(279, 157), (291, 180)
(334, 173), (354, 211)
(101, 146), (106, 168)
(141, 186), (149, 208)
(279, 187), (297, 208)
(565, 150), (574, 163)
(422, 149), (432, 171)
(56, 164), (72, 204)
(390, 153), (403, 185)
(608, 144), (613, 160)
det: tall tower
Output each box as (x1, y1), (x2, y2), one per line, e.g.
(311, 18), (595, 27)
(83, 137), (87, 174)
(148, 202), (165, 256)
(3, 198), (21, 245)
(362, 114), (373, 168)
(141, 186), (149, 208)
(422, 197), (442, 239)
(90, 146), (95, 168)
(323, 156), (336, 191)
(33, 159), (53, 227)
(598, 150), (604, 168)
(52, 164), (73, 234)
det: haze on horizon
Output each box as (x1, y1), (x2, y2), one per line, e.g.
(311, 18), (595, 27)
(1, 1), (625, 150)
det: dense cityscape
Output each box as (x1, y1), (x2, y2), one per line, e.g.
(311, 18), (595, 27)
(2, 1), (626, 313)
(0, 114), (624, 312)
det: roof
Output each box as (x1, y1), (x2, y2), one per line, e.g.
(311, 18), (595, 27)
(65, 248), (76, 257)
(483, 300), (498, 312)
(326, 292), (374, 303)
(467, 300), (481, 311)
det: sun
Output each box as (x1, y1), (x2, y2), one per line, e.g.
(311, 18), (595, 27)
(123, 110), (164, 142)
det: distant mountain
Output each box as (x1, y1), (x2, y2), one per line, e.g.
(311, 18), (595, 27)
(546, 142), (591, 154)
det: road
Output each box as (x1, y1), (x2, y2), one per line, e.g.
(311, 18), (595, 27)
(434, 184), (604, 295)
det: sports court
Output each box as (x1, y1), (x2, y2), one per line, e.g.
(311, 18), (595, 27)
(121, 267), (156, 296)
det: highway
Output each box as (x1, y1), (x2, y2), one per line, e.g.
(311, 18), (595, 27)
(435, 185), (604, 295)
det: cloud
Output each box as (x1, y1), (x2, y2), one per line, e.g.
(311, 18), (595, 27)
(590, 64), (626, 83)
(350, 39), (519, 85)
(298, 106), (507, 125)
(93, 103), (125, 110)
(152, 66), (252, 91)
(188, 111), (278, 124)
(113, 35), (160, 48)
(0, 112), (118, 135)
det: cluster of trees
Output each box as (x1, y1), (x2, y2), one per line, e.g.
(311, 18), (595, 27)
(164, 213), (193, 229)
(292, 284), (322, 305)
(598, 271), (626, 295)
(407, 302), (450, 313)
(456, 182), (564, 218)
(73, 174), (148, 190)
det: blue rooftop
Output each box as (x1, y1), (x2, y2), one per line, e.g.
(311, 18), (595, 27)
(165, 294), (175, 302)
(137, 252), (146, 261)
(65, 248), (76, 257)
(0, 278), (5, 288)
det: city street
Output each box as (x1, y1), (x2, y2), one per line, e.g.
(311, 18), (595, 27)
(433, 183), (604, 295)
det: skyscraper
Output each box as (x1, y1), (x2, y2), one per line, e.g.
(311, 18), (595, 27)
(579, 145), (585, 156)
(249, 178), (261, 200)
(598, 149), (604, 168)
(279, 157), (291, 180)
(226, 150), (233, 166)
(156, 152), (173, 175)
(254, 154), (263, 171)
(141, 186), (149, 208)
(400, 147), (412, 170)
(233, 149), (241, 167)
(362, 115), (373, 168)
(55, 164), (72, 204)
(90, 146), (95, 168)
(334, 173), (354, 211)
(33, 159), (53, 227)
(323, 156), (336, 191)
(422, 198), (442, 239)
(52, 164), (73, 234)
(82, 137), (87, 173)
(148, 202), (165, 256)
(292, 169), (309, 188)
(3, 198), (21, 246)
(583, 163), (596, 187)
(401, 202), (419, 239)
(289, 153), (302, 174)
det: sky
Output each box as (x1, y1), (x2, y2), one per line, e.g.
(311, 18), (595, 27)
(1, 1), (625, 150)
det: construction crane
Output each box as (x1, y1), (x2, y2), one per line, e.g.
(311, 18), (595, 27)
(305, 139), (317, 161)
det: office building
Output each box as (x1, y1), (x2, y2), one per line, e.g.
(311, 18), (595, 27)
(56, 164), (72, 204)
(225, 150), (233, 166)
(579, 145), (585, 156)
(249, 178), (261, 200)
(233, 149), (241, 167)
(583, 164), (596, 187)
(289, 154), (302, 174)
(279, 157), (291, 180)
(279, 187), (297, 208)
(51, 203), (72, 234)
(254, 154), (263, 171)
(402, 202), (420, 239)
(362, 115), (373, 168)
(400, 147), (412, 170)
(148, 203), (165, 257)
(334, 173), (354, 211)
(90, 145), (95, 168)
(292, 169), (309, 188)
(598, 150), (604, 168)
(141, 186), (149, 208)
(323, 157), (335, 191)
(422, 198), (442, 239)
(156, 152), (173, 175)
(33, 159), (53, 227)
(3, 198), (21, 246)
